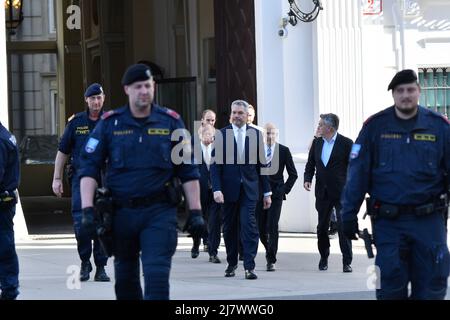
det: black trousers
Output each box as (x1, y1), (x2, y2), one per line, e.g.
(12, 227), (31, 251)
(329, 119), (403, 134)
(256, 197), (283, 264)
(316, 197), (352, 265)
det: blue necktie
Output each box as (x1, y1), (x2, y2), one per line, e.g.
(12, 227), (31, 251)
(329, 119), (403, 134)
(267, 146), (272, 167)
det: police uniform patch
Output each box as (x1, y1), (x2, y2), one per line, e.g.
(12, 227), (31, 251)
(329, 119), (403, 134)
(148, 128), (170, 135)
(350, 144), (361, 159)
(414, 133), (436, 142)
(8, 135), (17, 146)
(114, 130), (134, 136)
(76, 126), (89, 135)
(85, 138), (99, 153)
(381, 134), (402, 139)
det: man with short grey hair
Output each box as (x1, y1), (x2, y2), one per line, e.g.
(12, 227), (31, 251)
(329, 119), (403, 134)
(304, 113), (353, 273)
(210, 100), (271, 280)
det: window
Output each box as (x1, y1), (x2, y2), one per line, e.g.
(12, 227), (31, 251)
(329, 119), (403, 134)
(50, 89), (58, 135)
(418, 67), (450, 116)
(48, 0), (56, 34)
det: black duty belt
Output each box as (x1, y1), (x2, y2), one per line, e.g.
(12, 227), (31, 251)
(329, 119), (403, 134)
(368, 196), (447, 219)
(113, 191), (169, 209)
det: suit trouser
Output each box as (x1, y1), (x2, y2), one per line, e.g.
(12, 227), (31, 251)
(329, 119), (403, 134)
(71, 176), (108, 267)
(0, 204), (19, 299)
(223, 187), (259, 271)
(256, 197), (283, 264)
(316, 197), (352, 265)
(193, 189), (212, 249)
(207, 201), (223, 257)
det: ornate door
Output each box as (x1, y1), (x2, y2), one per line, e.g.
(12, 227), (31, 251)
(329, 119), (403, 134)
(214, 0), (257, 127)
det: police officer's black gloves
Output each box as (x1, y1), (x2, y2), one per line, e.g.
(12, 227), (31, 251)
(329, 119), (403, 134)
(82, 207), (98, 236)
(183, 209), (205, 239)
(343, 219), (359, 240)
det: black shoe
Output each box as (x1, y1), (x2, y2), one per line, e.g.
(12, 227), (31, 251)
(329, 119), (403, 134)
(245, 269), (258, 280)
(266, 263), (275, 272)
(191, 246), (200, 259)
(224, 265), (237, 277)
(318, 258), (328, 271)
(94, 267), (111, 282)
(203, 244), (209, 252)
(209, 255), (221, 263)
(0, 291), (18, 300)
(343, 264), (353, 273)
(80, 261), (92, 281)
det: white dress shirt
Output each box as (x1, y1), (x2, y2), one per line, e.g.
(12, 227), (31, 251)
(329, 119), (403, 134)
(321, 132), (337, 167)
(201, 142), (212, 169)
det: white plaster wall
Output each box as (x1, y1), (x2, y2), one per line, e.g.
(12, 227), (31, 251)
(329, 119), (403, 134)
(254, 0), (450, 232)
(255, 0), (317, 232)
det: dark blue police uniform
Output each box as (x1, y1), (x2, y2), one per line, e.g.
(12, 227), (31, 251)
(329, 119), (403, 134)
(341, 105), (450, 299)
(59, 110), (107, 270)
(79, 104), (199, 300)
(0, 122), (20, 300)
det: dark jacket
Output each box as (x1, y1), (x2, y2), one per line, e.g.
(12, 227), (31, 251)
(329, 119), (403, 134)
(266, 143), (298, 200)
(304, 133), (353, 200)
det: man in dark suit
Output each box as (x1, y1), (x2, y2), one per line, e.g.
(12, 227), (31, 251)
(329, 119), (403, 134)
(210, 100), (272, 280)
(256, 123), (298, 272)
(192, 123), (222, 263)
(304, 113), (353, 273)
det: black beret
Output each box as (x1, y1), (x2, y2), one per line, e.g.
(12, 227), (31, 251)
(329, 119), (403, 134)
(84, 83), (104, 97)
(121, 63), (152, 86)
(387, 69), (418, 91)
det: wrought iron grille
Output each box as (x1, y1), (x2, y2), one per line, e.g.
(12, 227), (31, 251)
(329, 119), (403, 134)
(418, 67), (450, 117)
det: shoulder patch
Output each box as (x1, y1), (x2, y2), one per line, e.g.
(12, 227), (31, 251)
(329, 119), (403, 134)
(8, 135), (17, 146)
(165, 108), (180, 120)
(67, 114), (75, 122)
(101, 110), (116, 120)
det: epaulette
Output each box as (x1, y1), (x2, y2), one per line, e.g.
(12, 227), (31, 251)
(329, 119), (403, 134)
(422, 106), (450, 124)
(101, 110), (116, 120)
(363, 115), (374, 125)
(67, 114), (75, 122)
(363, 107), (392, 126)
(164, 107), (180, 120)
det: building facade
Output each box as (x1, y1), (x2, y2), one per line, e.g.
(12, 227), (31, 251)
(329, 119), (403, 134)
(3, 0), (450, 234)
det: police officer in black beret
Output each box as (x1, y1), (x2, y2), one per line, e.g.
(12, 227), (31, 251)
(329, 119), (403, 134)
(52, 83), (110, 282)
(0, 123), (20, 300)
(79, 64), (204, 300)
(341, 69), (450, 299)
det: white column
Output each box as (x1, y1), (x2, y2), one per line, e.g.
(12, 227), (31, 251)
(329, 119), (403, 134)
(0, 13), (29, 240)
(314, 0), (364, 140)
(254, 0), (317, 232)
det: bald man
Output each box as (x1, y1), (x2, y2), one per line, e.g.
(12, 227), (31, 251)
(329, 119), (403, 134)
(256, 123), (298, 271)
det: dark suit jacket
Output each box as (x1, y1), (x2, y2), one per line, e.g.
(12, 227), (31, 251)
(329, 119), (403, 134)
(266, 143), (298, 200)
(198, 148), (212, 207)
(304, 133), (353, 200)
(210, 124), (270, 202)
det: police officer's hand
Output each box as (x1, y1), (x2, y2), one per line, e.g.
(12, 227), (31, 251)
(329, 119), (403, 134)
(52, 178), (64, 197)
(343, 219), (359, 240)
(183, 209), (205, 238)
(82, 207), (98, 236)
